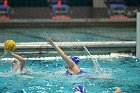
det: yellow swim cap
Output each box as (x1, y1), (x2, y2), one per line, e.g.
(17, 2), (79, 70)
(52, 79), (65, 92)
(4, 40), (16, 51)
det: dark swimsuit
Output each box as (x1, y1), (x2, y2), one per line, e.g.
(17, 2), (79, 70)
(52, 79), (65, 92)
(66, 70), (87, 76)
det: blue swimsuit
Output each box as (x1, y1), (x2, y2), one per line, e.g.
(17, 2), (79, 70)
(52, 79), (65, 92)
(66, 70), (87, 76)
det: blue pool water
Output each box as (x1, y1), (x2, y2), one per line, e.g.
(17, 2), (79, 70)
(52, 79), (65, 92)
(0, 56), (140, 93)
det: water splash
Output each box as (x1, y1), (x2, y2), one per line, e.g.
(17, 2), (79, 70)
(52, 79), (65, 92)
(83, 46), (104, 74)
(77, 40), (104, 74)
(0, 51), (7, 65)
(39, 31), (49, 41)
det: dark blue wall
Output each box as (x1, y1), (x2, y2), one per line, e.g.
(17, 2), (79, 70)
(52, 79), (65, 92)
(8, 0), (93, 7)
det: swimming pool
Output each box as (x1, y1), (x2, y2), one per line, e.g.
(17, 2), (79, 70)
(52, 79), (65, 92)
(0, 27), (135, 42)
(0, 55), (139, 93)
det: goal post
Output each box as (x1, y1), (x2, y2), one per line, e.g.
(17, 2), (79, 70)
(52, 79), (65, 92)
(136, 12), (140, 58)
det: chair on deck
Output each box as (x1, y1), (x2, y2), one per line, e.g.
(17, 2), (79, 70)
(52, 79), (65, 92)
(0, 5), (10, 20)
(50, 0), (71, 20)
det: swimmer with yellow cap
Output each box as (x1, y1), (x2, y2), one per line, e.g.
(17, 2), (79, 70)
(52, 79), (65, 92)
(4, 40), (25, 72)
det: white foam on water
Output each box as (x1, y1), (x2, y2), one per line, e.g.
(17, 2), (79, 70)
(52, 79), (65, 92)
(0, 52), (7, 63)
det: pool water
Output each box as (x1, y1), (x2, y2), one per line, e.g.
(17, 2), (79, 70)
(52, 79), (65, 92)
(0, 56), (140, 93)
(0, 27), (135, 42)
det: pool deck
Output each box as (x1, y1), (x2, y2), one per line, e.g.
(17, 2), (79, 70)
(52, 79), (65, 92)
(0, 41), (136, 55)
(0, 18), (136, 28)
